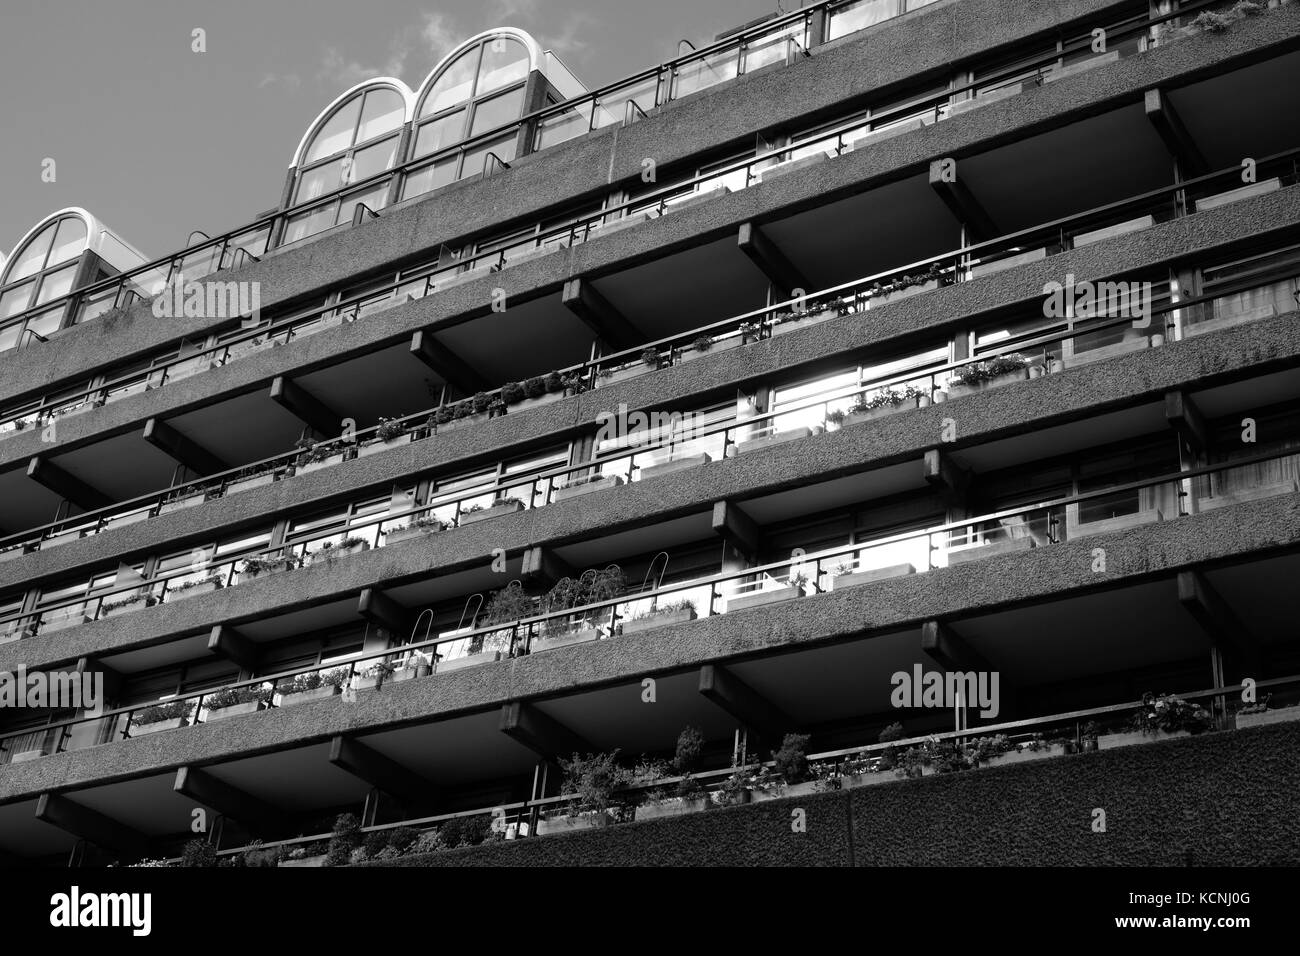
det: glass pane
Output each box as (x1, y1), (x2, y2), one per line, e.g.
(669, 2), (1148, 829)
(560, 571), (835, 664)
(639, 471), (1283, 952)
(423, 47), (480, 116)
(742, 22), (805, 74)
(413, 110), (466, 158)
(25, 307), (65, 340)
(0, 322), (22, 352)
(477, 37), (530, 94)
(35, 264), (76, 306)
(593, 75), (659, 129)
(49, 217), (88, 267)
(356, 88), (405, 143)
(535, 100), (593, 150)
(828, 0), (897, 41)
(5, 224), (55, 281)
(673, 46), (739, 99)
(282, 206), (337, 245)
(0, 282), (34, 319)
(305, 96), (363, 164)
(336, 186), (389, 226)
(459, 134), (516, 180)
(349, 136), (398, 183)
(295, 157), (346, 204)
(470, 86), (526, 137)
(401, 157), (458, 200)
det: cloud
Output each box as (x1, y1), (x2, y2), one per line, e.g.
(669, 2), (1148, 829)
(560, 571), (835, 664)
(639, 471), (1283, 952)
(258, 72), (302, 91)
(314, 10), (467, 90)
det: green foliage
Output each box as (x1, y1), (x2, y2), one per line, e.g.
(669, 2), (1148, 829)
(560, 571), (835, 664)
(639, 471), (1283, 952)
(524, 376), (547, 399)
(180, 839), (217, 867)
(1133, 692), (1215, 735)
(439, 814), (493, 848)
(543, 371), (565, 393)
(693, 334), (714, 352)
(325, 813), (361, 867)
(375, 416), (407, 441)
(673, 726), (705, 775)
(773, 733), (812, 784)
(560, 751), (634, 815)
(205, 683), (269, 709)
(135, 699), (192, 725)
(501, 381), (525, 403)
(641, 347), (660, 367)
(950, 353), (1028, 387)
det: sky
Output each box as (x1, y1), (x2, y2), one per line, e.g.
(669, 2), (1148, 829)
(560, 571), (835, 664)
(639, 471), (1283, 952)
(0, 0), (772, 260)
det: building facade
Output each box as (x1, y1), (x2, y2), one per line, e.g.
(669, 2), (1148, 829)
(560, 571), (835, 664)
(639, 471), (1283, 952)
(0, 0), (1298, 866)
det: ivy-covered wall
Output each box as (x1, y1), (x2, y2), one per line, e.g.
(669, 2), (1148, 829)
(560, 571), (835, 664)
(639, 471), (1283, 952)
(375, 721), (1300, 866)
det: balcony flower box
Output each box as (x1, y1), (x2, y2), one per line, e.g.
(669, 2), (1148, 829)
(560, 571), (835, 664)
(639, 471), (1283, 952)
(357, 432), (414, 458)
(103, 510), (150, 532)
(1235, 706), (1300, 730)
(641, 453), (712, 480)
(535, 810), (614, 836)
(981, 743), (1067, 767)
(98, 593), (155, 620)
(131, 716), (189, 736)
(878, 278), (940, 306)
(295, 450), (349, 475)
(633, 796), (711, 821)
(679, 336), (741, 362)
(307, 540), (370, 564)
(383, 520), (444, 544)
(1067, 509), (1162, 540)
(837, 771), (898, 791)
(1193, 177), (1281, 213)
(12, 749), (48, 763)
(226, 472), (275, 495)
(239, 558), (296, 582)
(0, 546), (26, 564)
(1098, 729), (1190, 750)
(620, 606), (698, 636)
(278, 854), (328, 868)
(843, 403), (910, 427)
(437, 649), (502, 673)
(278, 685), (339, 708)
(511, 390), (565, 413)
(1044, 49), (1119, 83)
(734, 425), (815, 456)
(504, 241), (568, 268)
(530, 627), (601, 654)
(1072, 213), (1155, 248)
(40, 608), (90, 633)
(555, 475), (624, 501)
(750, 780), (821, 803)
(946, 536), (1034, 565)
(42, 529), (85, 549)
(1199, 478), (1298, 512)
(756, 151), (831, 184)
(158, 492), (206, 515)
(830, 563), (916, 590)
(968, 246), (1046, 279)
(847, 117), (925, 152)
(167, 354), (218, 383)
(167, 577), (223, 603)
(663, 184), (730, 214)
(595, 362), (650, 388)
(771, 308), (839, 337)
(460, 499), (524, 525)
(589, 211), (651, 238)
(947, 367), (1029, 398)
(391, 663), (432, 683)
(1186, 303), (1277, 338)
(947, 81), (1023, 116)
(206, 700), (264, 722)
(1062, 334), (1149, 368)
(727, 584), (803, 613)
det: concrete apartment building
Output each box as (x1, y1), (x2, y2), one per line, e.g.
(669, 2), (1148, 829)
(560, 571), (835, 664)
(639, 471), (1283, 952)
(0, 0), (1298, 866)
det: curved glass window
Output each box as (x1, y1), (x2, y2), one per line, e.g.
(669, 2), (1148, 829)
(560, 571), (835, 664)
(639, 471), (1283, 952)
(412, 36), (530, 162)
(295, 87), (405, 204)
(0, 215), (88, 333)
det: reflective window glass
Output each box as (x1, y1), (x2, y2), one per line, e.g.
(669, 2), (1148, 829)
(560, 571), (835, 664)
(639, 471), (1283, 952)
(0, 282), (34, 318)
(424, 47), (480, 116)
(356, 89), (405, 143)
(413, 110), (466, 158)
(477, 38), (529, 94)
(305, 96), (363, 164)
(35, 264), (77, 305)
(6, 225), (54, 281)
(296, 158), (346, 204)
(349, 136), (398, 183)
(470, 86), (526, 137)
(48, 217), (88, 267)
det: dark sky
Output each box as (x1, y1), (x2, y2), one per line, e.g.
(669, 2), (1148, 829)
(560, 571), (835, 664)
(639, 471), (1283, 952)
(0, 0), (770, 259)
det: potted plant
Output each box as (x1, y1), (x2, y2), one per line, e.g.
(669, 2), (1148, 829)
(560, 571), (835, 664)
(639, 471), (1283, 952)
(204, 684), (271, 721)
(620, 599), (698, 636)
(842, 385), (924, 425)
(727, 570), (808, 612)
(555, 470), (625, 501)
(358, 416), (413, 456)
(158, 486), (208, 514)
(98, 589), (159, 619)
(947, 354), (1029, 397)
(352, 660), (398, 691)
(225, 467), (276, 495)
(538, 751), (633, 834)
(1100, 692), (1215, 749)
(1234, 694), (1299, 729)
(640, 347), (661, 369)
(166, 572), (224, 602)
(277, 669), (348, 707)
(634, 727), (713, 820)
(390, 649), (434, 682)
(384, 513), (445, 544)
(131, 699), (194, 736)
(560, 372), (588, 396)
(753, 733), (820, 800)
(295, 438), (350, 475)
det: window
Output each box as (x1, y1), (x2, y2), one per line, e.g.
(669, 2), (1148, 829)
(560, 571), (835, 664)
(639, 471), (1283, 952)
(0, 215), (89, 347)
(406, 35), (533, 197)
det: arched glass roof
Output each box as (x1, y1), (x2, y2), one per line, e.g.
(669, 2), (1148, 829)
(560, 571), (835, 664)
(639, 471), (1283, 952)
(291, 79), (415, 170)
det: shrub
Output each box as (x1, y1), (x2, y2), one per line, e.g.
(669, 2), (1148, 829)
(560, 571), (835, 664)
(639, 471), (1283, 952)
(171, 573), (224, 593)
(773, 733), (812, 784)
(325, 813), (361, 866)
(411, 830), (448, 854)
(242, 840), (280, 867)
(387, 826), (418, 853)
(439, 814), (492, 848)
(362, 830), (391, 858)
(641, 347), (660, 367)
(673, 726), (705, 775)
(433, 405), (455, 425)
(205, 684), (269, 709)
(559, 751), (634, 815)
(135, 700), (192, 725)
(1192, 10), (1234, 31)
(501, 381), (525, 404)
(1133, 692), (1215, 735)
(524, 376), (547, 399)
(693, 334), (714, 352)
(375, 416), (406, 441)
(543, 371), (564, 393)
(180, 839), (217, 868)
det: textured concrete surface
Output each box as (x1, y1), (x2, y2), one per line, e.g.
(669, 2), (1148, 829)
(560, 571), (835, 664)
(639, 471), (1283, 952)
(0, 0), (1286, 411)
(4, 182), (1299, 598)
(1, 488), (1296, 803)
(373, 720), (1300, 866)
